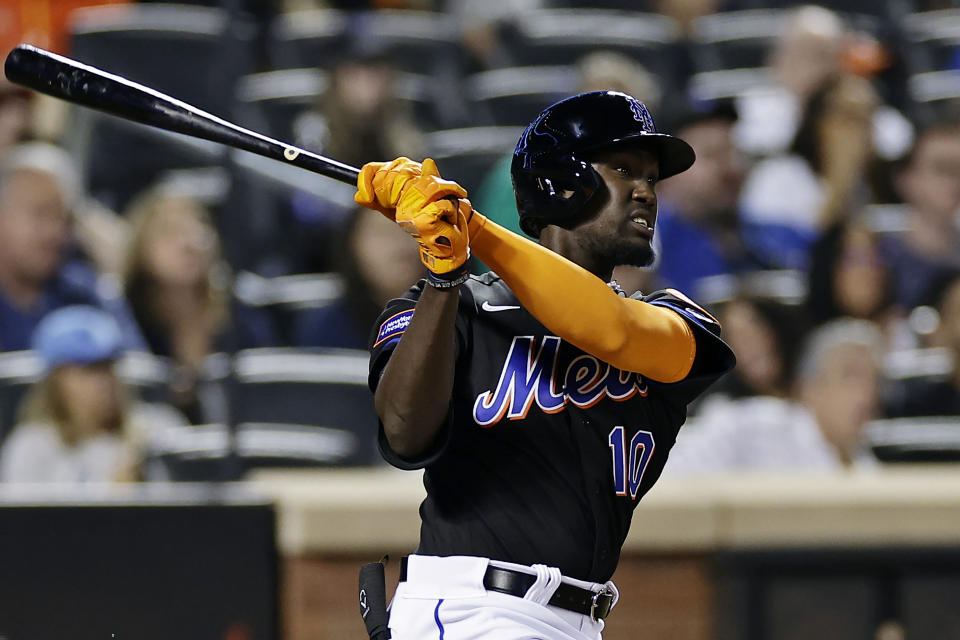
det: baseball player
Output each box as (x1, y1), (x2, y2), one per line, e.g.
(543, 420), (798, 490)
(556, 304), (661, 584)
(355, 91), (736, 640)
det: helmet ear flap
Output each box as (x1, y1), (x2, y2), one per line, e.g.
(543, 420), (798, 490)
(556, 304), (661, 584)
(513, 155), (601, 238)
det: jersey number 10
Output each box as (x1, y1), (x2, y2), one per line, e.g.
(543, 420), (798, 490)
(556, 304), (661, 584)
(608, 426), (655, 500)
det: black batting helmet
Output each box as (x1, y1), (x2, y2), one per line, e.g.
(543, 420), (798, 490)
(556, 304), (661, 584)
(511, 91), (695, 238)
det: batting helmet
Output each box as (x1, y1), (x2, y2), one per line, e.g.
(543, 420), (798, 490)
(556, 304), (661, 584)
(511, 91), (695, 238)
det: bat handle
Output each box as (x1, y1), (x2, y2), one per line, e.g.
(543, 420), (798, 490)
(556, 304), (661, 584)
(289, 150), (360, 185)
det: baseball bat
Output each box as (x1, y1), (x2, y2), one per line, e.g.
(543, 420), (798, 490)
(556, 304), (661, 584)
(3, 44), (361, 185)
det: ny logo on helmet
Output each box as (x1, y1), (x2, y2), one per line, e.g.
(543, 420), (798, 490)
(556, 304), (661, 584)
(627, 97), (655, 132)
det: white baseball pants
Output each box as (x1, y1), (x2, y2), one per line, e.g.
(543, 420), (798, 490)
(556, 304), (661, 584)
(387, 555), (619, 640)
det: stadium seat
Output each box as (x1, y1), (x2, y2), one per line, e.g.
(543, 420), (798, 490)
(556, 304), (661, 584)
(500, 9), (681, 82)
(689, 9), (788, 72)
(115, 350), (175, 406)
(234, 68), (328, 143)
(0, 351), (41, 448)
(268, 9), (461, 77)
(423, 126), (524, 195)
(693, 270), (809, 307)
(734, 0), (901, 19)
(69, 4), (256, 114)
(467, 66), (579, 127)
(867, 417), (960, 463)
(233, 272), (345, 343)
(687, 68), (773, 102)
(903, 10), (960, 119)
(66, 4), (257, 211)
(234, 67), (443, 141)
(905, 10), (960, 73)
(908, 69), (960, 120)
(266, 9), (352, 70)
(226, 348), (381, 471)
(146, 421), (232, 481)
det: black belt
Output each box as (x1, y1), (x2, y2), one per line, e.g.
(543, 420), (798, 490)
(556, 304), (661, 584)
(398, 557), (615, 621)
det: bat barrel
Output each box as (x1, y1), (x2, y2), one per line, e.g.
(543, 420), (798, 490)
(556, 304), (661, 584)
(4, 44), (361, 185)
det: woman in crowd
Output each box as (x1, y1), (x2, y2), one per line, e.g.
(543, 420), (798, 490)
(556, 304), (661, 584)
(0, 305), (185, 482)
(806, 218), (910, 349)
(739, 72), (882, 268)
(706, 292), (808, 403)
(122, 185), (277, 422)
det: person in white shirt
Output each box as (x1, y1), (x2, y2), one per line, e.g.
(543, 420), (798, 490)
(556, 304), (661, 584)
(0, 305), (185, 483)
(666, 317), (883, 474)
(734, 5), (912, 161)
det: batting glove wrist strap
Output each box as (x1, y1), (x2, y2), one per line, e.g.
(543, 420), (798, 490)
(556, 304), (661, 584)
(426, 263), (470, 289)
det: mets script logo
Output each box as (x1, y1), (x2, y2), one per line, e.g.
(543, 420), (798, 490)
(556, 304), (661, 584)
(473, 336), (648, 426)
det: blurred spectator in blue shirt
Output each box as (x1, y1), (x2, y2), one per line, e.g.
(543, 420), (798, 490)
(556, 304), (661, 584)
(0, 305), (186, 483)
(883, 118), (960, 310)
(653, 101), (774, 296)
(0, 142), (141, 352)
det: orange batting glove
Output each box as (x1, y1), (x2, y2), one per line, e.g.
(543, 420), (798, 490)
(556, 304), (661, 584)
(354, 156), (424, 218)
(395, 159), (472, 287)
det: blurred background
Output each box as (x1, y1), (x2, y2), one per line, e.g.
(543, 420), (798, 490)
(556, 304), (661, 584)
(1, 0), (960, 639)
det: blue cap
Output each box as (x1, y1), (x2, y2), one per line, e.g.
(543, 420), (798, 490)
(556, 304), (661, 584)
(31, 305), (124, 371)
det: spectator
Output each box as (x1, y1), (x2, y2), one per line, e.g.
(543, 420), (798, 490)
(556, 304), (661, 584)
(884, 118), (960, 310)
(653, 101), (773, 295)
(0, 305), (185, 483)
(704, 293), (807, 402)
(293, 206), (425, 348)
(295, 50), (424, 172)
(448, 0), (545, 73)
(807, 218), (909, 349)
(0, 142), (139, 352)
(885, 270), (960, 418)
(122, 185), (277, 422)
(653, 0), (723, 36)
(0, 78), (32, 162)
(739, 72), (882, 265)
(734, 5), (912, 161)
(666, 318), (883, 474)
(288, 49), (426, 272)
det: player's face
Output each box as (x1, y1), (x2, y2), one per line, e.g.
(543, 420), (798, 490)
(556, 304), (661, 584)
(566, 148), (659, 276)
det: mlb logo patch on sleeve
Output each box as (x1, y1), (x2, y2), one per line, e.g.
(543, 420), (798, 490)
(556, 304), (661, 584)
(374, 309), (414, 347)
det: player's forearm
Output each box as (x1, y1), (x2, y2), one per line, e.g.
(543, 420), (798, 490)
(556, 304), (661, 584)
(375, 285), (459, 459)
(469, 214), (696, 382)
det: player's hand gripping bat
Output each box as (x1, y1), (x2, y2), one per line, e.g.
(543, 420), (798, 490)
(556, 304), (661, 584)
(3, 44), (362, 185)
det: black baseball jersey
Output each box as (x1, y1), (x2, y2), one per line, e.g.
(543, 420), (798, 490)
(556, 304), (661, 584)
(368, 272), (735, 583)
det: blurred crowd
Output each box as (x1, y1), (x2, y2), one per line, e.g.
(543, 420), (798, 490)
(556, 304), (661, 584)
(0, 0), (959, 483)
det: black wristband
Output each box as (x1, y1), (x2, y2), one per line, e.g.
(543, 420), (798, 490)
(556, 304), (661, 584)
(426, 263), (470, 289)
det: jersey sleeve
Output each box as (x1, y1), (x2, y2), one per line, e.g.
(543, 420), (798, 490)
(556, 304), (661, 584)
(639, 288), (736, 405)
(367, 279), (469, 470)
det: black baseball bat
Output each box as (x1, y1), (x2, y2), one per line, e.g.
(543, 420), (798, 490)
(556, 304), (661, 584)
(3, 44), (361, 185)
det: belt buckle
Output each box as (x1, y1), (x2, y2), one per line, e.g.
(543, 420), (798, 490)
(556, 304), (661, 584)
(589, 586), (614, 622)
